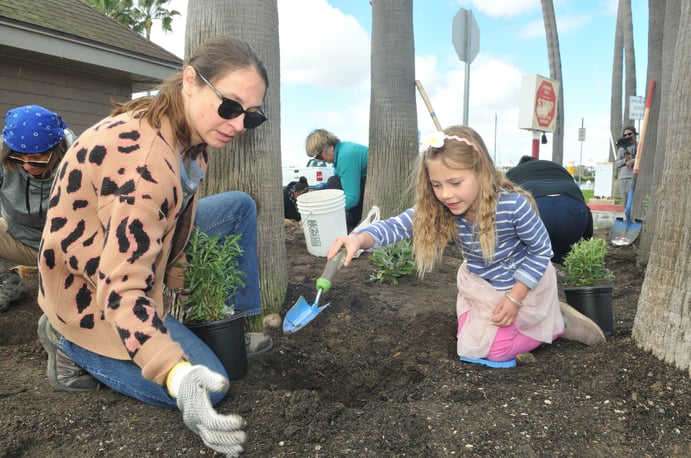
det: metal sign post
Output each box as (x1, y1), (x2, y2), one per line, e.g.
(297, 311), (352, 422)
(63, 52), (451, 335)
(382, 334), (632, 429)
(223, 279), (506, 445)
(452, 8), (480, 126)
(578, 118), (586, 185)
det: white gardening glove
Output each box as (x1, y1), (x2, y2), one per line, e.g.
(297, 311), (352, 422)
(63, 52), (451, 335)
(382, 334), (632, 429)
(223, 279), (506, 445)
(167, 362), (246, 456)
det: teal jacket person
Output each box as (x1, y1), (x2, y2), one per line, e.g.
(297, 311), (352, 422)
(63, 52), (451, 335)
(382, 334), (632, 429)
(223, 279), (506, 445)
(305, 129), (368, 230)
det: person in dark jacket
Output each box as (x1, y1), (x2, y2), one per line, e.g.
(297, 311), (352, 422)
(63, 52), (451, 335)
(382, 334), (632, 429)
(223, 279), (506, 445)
(0, 104), (72, 312)
(506, 156), (593, 265)
(284, 176), (309, 221)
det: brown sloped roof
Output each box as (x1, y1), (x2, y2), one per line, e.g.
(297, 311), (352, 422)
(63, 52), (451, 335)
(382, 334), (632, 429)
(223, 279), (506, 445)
(0, 0), (182, 64)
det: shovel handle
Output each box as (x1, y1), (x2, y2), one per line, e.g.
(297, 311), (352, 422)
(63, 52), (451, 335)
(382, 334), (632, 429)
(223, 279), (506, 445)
(415, 80), (443, 131)
(315, 249), (346, 293)
(633, 79), (655, 175)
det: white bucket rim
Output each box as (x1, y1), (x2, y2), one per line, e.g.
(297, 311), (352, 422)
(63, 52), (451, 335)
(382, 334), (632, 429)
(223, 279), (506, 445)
(296, 189), (344, 205)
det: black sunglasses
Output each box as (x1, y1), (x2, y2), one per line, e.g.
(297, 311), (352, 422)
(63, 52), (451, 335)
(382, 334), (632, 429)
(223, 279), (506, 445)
(195, 69), (267, 129)
(8, 150), (53, 168)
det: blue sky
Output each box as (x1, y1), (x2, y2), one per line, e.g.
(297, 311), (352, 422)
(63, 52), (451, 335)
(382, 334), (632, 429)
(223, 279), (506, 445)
(151, 0), (649, 168)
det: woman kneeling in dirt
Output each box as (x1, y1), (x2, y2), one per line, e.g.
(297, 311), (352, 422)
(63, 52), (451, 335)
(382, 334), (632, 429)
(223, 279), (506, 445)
(35, 36), (271, 456)
(328, 126), (605, 368)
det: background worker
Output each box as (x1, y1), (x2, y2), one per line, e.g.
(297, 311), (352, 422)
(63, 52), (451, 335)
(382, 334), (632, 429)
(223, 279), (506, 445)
(305, 129), (368, 231)
(614, 127), (637, 205)
(506, 156), (593, 265)
(0, 104), (72, 312)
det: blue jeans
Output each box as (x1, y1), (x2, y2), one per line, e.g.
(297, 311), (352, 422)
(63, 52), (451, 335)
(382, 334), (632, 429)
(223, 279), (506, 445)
(62, 191), (260, 408)
(194, 191), (261, 316)
(63, 315), (227, 408)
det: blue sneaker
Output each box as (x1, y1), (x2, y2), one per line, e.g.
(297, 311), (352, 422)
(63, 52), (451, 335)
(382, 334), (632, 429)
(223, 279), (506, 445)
(459, 356), (517, 368)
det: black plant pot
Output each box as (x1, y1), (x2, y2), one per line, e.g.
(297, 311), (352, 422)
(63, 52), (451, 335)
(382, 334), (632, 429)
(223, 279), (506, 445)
(564, 285), (614, 337)
(186, 311), (248, 380)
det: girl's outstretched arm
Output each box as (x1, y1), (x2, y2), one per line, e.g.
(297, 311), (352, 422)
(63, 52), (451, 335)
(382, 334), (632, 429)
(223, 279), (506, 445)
(327, 232), (374, 266)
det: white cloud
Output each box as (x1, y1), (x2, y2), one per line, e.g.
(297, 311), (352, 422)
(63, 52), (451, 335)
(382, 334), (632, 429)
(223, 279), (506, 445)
(555, 14), (592, 34)
(411, 51), (535, 165)
(519, 12), (591, 40)
(278, 0), (370, 89)
(464, 0), (539, 18)
(600, 0), (620, 16)
(517, 19), (547, 40)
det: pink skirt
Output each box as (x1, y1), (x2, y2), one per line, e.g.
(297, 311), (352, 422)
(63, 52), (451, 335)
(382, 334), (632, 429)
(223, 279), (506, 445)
(455, 262), (564, 359)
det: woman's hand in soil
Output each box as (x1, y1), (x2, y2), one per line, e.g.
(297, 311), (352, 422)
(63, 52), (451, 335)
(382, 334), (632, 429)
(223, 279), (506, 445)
(168, 363), (246, 456)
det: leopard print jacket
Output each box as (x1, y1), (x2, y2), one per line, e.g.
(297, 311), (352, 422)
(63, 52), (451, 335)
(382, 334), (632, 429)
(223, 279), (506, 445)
(37, 112), (207, 385)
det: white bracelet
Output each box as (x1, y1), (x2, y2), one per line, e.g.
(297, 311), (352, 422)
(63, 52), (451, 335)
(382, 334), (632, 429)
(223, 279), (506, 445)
(505, 292), (523, 308)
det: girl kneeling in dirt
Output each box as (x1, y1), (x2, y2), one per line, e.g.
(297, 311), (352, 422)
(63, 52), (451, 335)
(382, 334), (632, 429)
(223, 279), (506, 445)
(328, 125), (605, 368)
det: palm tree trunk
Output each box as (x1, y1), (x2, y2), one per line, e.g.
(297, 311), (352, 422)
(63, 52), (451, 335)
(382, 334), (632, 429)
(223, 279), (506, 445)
(367, 0), (418, 218)
(632, 0), (691, 375)
(610, 0), (625, 161)
(622, 0), (637, 127)
(637, 0), (675, 263)
(540, 0), (564, 164)
(185, 0), (286, 327)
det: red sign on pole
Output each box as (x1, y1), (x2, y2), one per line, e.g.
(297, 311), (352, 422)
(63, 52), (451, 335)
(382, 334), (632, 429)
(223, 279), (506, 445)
(534, 79), (556, 129)
(518, 74), (559, 133)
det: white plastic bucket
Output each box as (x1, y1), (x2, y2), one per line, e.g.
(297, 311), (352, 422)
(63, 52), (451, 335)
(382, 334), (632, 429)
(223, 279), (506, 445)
(296, 189), (347, 257)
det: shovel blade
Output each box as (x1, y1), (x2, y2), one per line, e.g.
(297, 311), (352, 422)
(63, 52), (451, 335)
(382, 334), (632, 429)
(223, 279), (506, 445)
(283, 295), (330, 333)
(610, 217), (642, 246)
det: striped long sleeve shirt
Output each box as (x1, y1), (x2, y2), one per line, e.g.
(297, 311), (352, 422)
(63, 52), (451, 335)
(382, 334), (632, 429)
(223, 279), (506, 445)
(358, 191), (553, 291)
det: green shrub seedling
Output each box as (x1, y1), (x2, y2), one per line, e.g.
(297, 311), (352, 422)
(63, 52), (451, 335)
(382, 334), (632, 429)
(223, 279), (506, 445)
(176, 228), (245, 323)
(368, 240), (416, 286)
(562, 237), (614, 287)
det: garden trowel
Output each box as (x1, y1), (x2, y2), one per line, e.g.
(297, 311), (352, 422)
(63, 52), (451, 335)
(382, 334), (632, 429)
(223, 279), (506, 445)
(283, 249), (346, 333)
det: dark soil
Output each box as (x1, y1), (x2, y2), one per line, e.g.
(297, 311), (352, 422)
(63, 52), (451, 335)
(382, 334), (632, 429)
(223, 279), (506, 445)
(1, 224), (689, 457)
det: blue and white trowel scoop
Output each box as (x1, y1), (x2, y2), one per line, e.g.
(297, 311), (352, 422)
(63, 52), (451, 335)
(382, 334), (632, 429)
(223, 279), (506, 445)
(283, 249), (346, 333)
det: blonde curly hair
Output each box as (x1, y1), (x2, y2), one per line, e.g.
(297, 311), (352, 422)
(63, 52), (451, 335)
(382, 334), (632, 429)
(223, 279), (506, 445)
(412, 125), (536, 276)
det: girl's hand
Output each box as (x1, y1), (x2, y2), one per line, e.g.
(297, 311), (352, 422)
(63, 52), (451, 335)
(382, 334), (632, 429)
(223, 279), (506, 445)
(327, 234), (361, 266)
(491, 297), (519, 327)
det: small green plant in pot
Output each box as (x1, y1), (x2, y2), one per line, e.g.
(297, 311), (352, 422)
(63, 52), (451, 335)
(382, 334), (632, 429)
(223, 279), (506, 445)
(562, 237), (614, 287)
(561, 237), (615, 337)
(172, 228), (248, 379)
(178, 228), (245, 323)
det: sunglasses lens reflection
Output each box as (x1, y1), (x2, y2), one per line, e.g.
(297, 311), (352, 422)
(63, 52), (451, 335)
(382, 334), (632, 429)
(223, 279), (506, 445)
(217, 99), (267, 129)
(218, 99), (244, 119)
(243, 112), (267, 129)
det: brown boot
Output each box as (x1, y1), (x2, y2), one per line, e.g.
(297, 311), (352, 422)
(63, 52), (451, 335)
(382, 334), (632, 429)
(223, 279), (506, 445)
(560, 302), (606, 345)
